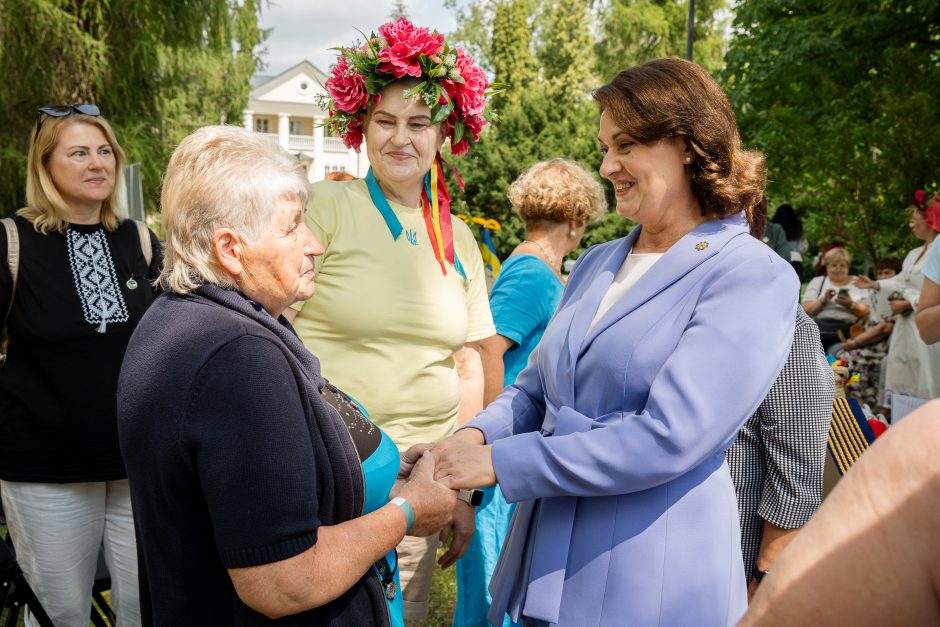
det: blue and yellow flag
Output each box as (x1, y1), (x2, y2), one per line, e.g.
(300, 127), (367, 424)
(478, 224), (501, 278)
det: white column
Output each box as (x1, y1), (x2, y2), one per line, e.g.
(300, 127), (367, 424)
(277, 112), (290, 150)
(312, 118), (325, 182)
(242, 110), (253, 131)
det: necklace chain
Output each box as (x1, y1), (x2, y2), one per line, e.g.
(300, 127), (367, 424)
(523, 239), (557, 270)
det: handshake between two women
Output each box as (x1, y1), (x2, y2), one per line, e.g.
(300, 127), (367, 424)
(393, 428), (494, 569)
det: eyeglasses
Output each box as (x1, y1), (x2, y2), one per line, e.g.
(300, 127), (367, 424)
(34, 103), (101, 139)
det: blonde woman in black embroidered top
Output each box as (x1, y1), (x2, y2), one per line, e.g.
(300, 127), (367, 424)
(0, 105), (160, 625)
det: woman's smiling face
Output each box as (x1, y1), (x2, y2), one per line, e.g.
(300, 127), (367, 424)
(597, 110), (693, 226)
(364, 83), (444, 197)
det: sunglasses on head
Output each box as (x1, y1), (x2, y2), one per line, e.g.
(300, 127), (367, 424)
(34, 103), (101, 140)
(37, 103), (101, 118)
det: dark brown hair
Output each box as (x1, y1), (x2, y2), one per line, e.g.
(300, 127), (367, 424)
(593, 57), (766, 226)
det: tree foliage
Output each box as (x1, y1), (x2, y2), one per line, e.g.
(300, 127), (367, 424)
(595, 0), (729, 81)
(724, 0), (940, 266)
(0, 0), (265, 217)
(447, 0), (731, 259)
(446, 0), (631, 257)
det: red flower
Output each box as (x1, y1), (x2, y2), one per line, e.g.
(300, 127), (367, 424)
(913, 189), (928, 206)
(377, 18), (444, 79)
(463, 114), (487, 142)
(344, 118), (364, 152)
(326, 56), (369, 114)
(450, 136), (470, 156)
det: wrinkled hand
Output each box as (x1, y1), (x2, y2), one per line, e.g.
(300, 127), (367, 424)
(437, 501), (475, 569)
(390, 443), (436, 499)
(397, 451), (457, 537)
(433, 442), (496, 490)
(399, 443), (436, 480)
(854, 275), (876, 290)
(822, 289), (835, 303)
(890, 299), (912, 315)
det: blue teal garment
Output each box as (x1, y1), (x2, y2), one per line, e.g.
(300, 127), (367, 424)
(361, 420), (405, 627)
(454, 253), (563, 627)
(490, 255), (565, 386)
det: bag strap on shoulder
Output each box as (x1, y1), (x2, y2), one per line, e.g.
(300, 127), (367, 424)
(1, 217), (20, 367)
(134, 220), (153, 268)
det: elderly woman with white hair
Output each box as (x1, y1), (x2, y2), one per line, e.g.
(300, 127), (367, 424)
(117, 125), (456, 626)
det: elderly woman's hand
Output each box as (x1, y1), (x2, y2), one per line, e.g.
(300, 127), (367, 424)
(397, 451), (457, 537)
(396, 442), (436, 489)
(433, 442), (496, 490)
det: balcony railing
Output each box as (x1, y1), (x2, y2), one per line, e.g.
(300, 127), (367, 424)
(259, 132), (350, 154)
(324, 137), (346, 152)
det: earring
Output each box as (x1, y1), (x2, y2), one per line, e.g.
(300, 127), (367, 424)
(685, 157), (692, 163)
(569, 230), (576, 236)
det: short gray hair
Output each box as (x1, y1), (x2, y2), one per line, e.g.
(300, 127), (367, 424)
(159, 125), (310, 293)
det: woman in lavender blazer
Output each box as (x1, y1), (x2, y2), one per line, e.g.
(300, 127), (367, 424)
(420, 58), (800, 626)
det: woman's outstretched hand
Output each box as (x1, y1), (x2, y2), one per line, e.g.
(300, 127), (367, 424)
(433, 442), (496, 490)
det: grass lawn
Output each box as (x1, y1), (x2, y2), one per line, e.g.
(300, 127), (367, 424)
(414, 550), (458, 626)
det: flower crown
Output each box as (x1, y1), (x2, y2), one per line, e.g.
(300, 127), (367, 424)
(320, 18), (489, 156)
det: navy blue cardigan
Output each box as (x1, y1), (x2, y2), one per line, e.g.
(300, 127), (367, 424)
(118, 284), (388, 626)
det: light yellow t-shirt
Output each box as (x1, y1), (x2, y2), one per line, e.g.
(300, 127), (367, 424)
(291, 179), (496, 450)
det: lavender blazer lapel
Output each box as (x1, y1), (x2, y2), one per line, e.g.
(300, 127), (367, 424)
(562, 229), (638, 393)
(580, 218), (744, 356)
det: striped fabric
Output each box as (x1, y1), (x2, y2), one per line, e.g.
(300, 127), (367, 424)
(827, 397), (876, 475)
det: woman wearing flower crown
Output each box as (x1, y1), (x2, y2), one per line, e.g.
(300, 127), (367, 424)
(285, 18), (501, 621)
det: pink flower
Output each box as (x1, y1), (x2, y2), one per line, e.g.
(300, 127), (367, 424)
(913, 189), (928, 206)
(326, 56), (369, 114)
(377, 18), (444, 78)
(442, 49), (488, 117)
(343, 118), (364, 152)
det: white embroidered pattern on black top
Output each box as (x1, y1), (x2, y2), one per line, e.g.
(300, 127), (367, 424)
(67, 228), (129, 327)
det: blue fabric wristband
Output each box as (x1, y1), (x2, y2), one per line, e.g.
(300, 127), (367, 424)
(390, 496), (415, 533)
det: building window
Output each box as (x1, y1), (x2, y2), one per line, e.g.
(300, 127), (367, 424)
(327, 165), (347, 173)
(254, 118), (269, 133)
(289, 120), (303, 135)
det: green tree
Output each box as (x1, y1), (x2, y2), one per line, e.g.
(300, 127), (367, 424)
(449, 0), (630, 258)
(0, 0), (265, 217)
(595, 0), (729, 81)
(724, 0), (940, 266)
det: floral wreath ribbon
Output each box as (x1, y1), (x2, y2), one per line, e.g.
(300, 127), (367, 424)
(366, 153), (467, 280)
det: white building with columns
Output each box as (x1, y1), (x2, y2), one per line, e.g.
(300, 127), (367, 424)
(243, 60), (369, 182)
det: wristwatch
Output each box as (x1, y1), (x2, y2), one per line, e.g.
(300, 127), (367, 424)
(457, 488), (483, 507)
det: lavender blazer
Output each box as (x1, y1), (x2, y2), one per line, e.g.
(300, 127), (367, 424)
(467, 217), (799, 626)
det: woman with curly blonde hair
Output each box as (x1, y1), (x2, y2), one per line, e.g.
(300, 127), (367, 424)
(421, 57), (799, 626)
(454, 158), (605, 626)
